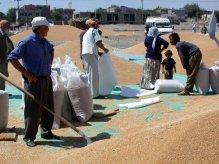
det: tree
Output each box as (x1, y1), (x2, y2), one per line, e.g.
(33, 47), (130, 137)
(95, 8), (106, 13)
(6, 8), (16, 22)
(215, 10), (219, 23)
(51, 10), (62, 21)
(184, 3), (203, 19)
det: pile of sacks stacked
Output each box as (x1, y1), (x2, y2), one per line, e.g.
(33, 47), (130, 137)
(51, 56), (93, 129)
(195, 62), (219, 94)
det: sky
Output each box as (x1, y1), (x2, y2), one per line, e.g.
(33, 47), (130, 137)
(0, 0), (218, 14)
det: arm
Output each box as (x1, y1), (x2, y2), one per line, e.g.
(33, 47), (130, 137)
(177, 46), (189, 70)
(7, 40), (37, 83)
(96, 40), (109, 53)
(173, 65), (176, 73)
(10, 60), (37, 83)
(160, 38), (169, 53)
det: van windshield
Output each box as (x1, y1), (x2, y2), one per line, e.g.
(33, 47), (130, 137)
(155, 22), (171, 28)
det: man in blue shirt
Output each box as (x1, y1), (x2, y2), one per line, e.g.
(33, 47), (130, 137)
(8, 17), (59, 147)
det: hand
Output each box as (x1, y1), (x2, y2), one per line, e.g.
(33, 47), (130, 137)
(104, 48), (109, 53)
(24, 72), (38, 83)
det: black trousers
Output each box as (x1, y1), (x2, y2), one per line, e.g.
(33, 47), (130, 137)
(23, 76), (54, 141)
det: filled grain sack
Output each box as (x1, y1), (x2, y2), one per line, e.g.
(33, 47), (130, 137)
(67, 73), (93, 123)
(210, 65), (219, 94)
(51, 71), (65, 129)
(155, 79), (184, 93)
(215, 61), (219, 66)
(98, 53), (118, 95)
(195, 63), (210, 94)
(208, 10), (217, 39)
(0, 91), (9, 132)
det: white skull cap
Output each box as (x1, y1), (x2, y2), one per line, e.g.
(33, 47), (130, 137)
(31, 17), (50, 27)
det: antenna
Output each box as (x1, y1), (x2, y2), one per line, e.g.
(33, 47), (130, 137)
(68, 1), (72, 9)
(14, 0), (22, 24)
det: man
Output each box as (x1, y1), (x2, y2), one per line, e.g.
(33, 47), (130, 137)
(8, 17), (59, 147)
(81, 19), (109, 98)
(0, 20), (14, 90)
(169, 33), (202, 95)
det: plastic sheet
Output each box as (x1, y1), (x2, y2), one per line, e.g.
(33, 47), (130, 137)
(117, 96), (161, 109)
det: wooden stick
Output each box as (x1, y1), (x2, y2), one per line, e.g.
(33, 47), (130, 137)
(0, 72), (92, 144)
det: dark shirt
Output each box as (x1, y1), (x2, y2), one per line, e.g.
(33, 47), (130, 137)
(176, 41), (199, 69)
(80, 30), (86, 55)
(144, 36), (169, 61)
(162, 58), (176, 70)
(8, 33), (54, 76)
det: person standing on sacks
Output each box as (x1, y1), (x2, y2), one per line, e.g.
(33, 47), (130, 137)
(81, 19), (109, 98)
(7, 17), (60, 147)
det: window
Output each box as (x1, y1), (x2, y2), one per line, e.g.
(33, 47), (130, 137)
(130, 14), (135, 21)
(107, 14), (112, 21)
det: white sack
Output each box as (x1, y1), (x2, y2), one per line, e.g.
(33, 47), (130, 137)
(215, 61), (219, 66)
(208, 10), (217, 39)
(67, 73), (93, 123)
(51, 71), (65, 129)
(117, 96), (161, 109)
(136, 89), (158, 97)
(0, 91), (9, 132)
(98, 53), (118, 95)
(210, 65), (219, 94)
(195, 64), (210, 94)
(155, 79), (184, 93)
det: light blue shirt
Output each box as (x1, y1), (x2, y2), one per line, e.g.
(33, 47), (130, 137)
(8, 33), (53, 76)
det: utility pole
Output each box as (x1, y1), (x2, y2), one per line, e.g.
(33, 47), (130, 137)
(141, 0), (144, 24)
(46, 0), (48, 6)
(14, 0), (22, 24)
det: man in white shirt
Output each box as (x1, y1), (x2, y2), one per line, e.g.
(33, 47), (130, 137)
(82, 19), (108, 98)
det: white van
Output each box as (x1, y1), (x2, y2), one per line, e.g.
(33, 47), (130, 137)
(145, 17), (173, 34)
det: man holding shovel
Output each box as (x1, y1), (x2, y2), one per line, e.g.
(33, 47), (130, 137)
(7, 17), (59, 147)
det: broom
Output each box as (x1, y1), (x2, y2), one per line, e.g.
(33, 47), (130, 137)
(0, 72), (92, 144)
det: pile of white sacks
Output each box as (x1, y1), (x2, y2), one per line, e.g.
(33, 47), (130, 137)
(195, 62), (219, 94)
(51, 54), (117, 129)
(119, 61), (219, 109)
(51, 56), (93, 129)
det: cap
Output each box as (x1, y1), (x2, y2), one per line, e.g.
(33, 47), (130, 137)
(85, 19), (96, 26)
(31, 17), (50, 27)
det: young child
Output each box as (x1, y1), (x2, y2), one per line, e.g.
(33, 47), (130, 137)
(161, 50), (176, 79)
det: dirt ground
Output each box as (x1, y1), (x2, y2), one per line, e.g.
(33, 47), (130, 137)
(1, 25), (219, 163)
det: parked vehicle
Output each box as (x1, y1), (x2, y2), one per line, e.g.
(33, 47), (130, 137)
(145, 17), (173, 34)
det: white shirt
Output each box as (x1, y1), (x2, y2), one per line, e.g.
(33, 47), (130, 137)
(82, 27), (101, 55)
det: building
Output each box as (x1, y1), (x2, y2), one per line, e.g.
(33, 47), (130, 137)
(73, 6), (149, 24)
(18, 5), (50, 23)
(51, 8), (75, 21)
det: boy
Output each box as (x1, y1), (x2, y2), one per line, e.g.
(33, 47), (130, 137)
(161, 50), (176, 79)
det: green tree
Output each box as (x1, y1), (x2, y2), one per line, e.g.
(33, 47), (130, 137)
(184, 3), (203, 19)
(215, 10), (219, 23)
(51, 10), (62, 21)
(6, 8), (16, 22)
(95, 8), (106, 13)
